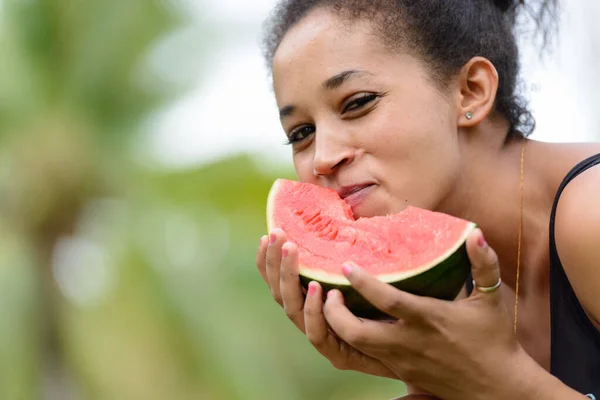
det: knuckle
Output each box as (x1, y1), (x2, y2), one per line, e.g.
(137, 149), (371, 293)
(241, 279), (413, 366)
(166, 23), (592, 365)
(425, 300), (447, 326)
(271, 291), (282, 305)
(306, 328), (328, 348)
(265, 257), (276, 269)
(330, 358), (349, 371)
(265, 265), (281, 283)
(279, 271), (293, 284)
(397, 358), (419, 382)
(487, 248), (500, 267)
(306, 331), (322, 346)
(256, 252), (266, 268)
(381, 296), (403, 313)
(400, 365), (416, 382)
(349, 277), (366, 292)
(478, 243), (499, 268)
(284, 306), (301, 321)
(304, 305), (320, 319)
(344, 329), (366, 347)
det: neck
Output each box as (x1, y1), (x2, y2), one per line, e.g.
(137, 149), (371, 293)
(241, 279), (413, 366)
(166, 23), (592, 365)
(437, 134), (551, 292)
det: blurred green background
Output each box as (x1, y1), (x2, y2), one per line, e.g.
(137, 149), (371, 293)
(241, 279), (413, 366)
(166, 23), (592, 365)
(0, 0), (406, 398)
(0, 0), (598, 399)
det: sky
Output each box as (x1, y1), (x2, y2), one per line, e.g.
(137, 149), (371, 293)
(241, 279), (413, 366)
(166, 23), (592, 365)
(143, 0), (599, 170)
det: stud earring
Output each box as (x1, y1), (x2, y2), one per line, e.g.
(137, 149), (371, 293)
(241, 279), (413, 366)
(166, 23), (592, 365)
(465, 111), (474, 120)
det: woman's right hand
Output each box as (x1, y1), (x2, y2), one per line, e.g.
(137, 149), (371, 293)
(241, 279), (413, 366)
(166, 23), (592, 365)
(256, 228), (399, 379)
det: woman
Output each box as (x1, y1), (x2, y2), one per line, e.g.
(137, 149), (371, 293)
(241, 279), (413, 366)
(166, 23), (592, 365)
(255, 0), (600, 398)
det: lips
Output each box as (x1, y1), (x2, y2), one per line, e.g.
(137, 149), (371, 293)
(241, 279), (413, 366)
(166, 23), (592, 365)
(337, 184), (376, 216)
(336, 183), (375, 200)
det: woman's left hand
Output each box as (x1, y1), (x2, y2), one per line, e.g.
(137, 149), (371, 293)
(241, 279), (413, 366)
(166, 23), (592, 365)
(322, 229), (531, 400)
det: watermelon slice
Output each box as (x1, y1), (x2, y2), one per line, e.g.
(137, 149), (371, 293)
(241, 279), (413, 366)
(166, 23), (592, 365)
(266, 179), (476, 319)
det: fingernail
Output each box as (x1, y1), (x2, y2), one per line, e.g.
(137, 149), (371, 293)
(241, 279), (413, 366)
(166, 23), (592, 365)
(281, 246), (288, 259)
(260, 236), (267, 249)
(478, 233), (487, 249)
(308, 282), (316, 296)
(342, 263), (352, 277)
(269, 233), (276, 245)
(327, 290), (335, 299)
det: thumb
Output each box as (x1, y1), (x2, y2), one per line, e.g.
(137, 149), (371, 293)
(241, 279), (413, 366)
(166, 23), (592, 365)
(466, 229), (502, 300)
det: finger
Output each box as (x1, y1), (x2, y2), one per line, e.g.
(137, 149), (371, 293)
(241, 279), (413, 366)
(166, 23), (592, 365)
(305, 281), (330, 347)
(323, 289), (396, 350)
(306, 284), (398, 378)
(256, 235), (269, 285)
(341, 262), (428, 321)
(280, 242), (306, 332)
(265, 228), (286, 305)
(466, 229), (502, 301)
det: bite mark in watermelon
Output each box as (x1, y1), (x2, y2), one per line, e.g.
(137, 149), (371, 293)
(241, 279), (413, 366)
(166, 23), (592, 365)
(266, 179), (476, 319)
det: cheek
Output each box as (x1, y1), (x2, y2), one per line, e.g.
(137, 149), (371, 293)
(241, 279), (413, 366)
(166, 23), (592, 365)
(367, 99), (460, 209)
(366, 110), (450, 160)
(293, 152), (317, 183)
(369, 88), (455, 150)
(383, 102), (458, 169)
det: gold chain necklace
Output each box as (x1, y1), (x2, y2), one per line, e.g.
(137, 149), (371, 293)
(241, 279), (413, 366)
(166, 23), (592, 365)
(514, 139), (526, 334)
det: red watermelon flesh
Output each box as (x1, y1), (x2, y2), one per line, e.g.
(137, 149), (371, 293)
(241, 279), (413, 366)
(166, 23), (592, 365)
(266, 179), (476, 318)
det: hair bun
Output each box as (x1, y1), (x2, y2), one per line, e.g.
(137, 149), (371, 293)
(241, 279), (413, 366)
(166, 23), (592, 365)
(493, 0), (521, 12)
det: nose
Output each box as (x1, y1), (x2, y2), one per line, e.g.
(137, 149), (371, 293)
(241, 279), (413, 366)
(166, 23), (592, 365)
(312, 127), (356, 176)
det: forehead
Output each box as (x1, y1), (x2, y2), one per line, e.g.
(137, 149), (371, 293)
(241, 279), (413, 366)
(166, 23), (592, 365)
(272, 9), (395, 95)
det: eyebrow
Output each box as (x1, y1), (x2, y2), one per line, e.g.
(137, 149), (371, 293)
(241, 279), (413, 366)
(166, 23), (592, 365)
(279, 105), (295, 120)
(278, 69), (372, 120)
(322, 69), (370, 90)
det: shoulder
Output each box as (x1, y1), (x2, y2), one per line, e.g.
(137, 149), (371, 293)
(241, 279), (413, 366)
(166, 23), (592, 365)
(554, 162), (600, 326)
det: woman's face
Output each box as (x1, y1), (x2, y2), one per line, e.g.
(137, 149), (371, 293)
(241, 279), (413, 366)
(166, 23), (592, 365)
(272, 9), (464, 218)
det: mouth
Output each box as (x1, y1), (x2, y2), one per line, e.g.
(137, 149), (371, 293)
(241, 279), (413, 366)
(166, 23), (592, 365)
(336, 183), (376, 213)
(336, 183), (375, 200)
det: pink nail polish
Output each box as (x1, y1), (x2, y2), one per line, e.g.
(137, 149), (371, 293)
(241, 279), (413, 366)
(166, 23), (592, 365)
(269, 233), (276, 245)
(478, 234), (487, 249)
(307, 282), (316, 295)
(327, 290), (334, 299)
(342, 264), (352, 277)
(282, 246), (288, 259)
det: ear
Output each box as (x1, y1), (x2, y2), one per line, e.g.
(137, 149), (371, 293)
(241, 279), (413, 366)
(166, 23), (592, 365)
(455, 57), (499, 127)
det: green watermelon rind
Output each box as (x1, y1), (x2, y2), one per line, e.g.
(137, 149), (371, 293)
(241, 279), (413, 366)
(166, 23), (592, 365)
(299, 225), (474, 319)
(266, 179), (477, 320)
(295, 222), (476, 285)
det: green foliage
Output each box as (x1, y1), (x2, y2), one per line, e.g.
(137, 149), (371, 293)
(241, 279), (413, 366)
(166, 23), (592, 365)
(0, 222), (40, 400)
(0, 0), (407, 398)
(0, 0), (183, 139)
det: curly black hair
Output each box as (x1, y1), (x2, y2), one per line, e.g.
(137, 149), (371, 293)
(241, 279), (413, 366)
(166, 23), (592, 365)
(262, 0), (559, 138)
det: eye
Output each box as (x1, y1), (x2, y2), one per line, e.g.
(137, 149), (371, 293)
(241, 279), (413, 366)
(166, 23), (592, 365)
(342, 93), (379, 114)
(285, 125), (315, 145)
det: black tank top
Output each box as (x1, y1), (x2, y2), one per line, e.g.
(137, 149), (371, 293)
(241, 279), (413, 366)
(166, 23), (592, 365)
(465, 153), (600, 395)
(549, 153), (600, 394)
